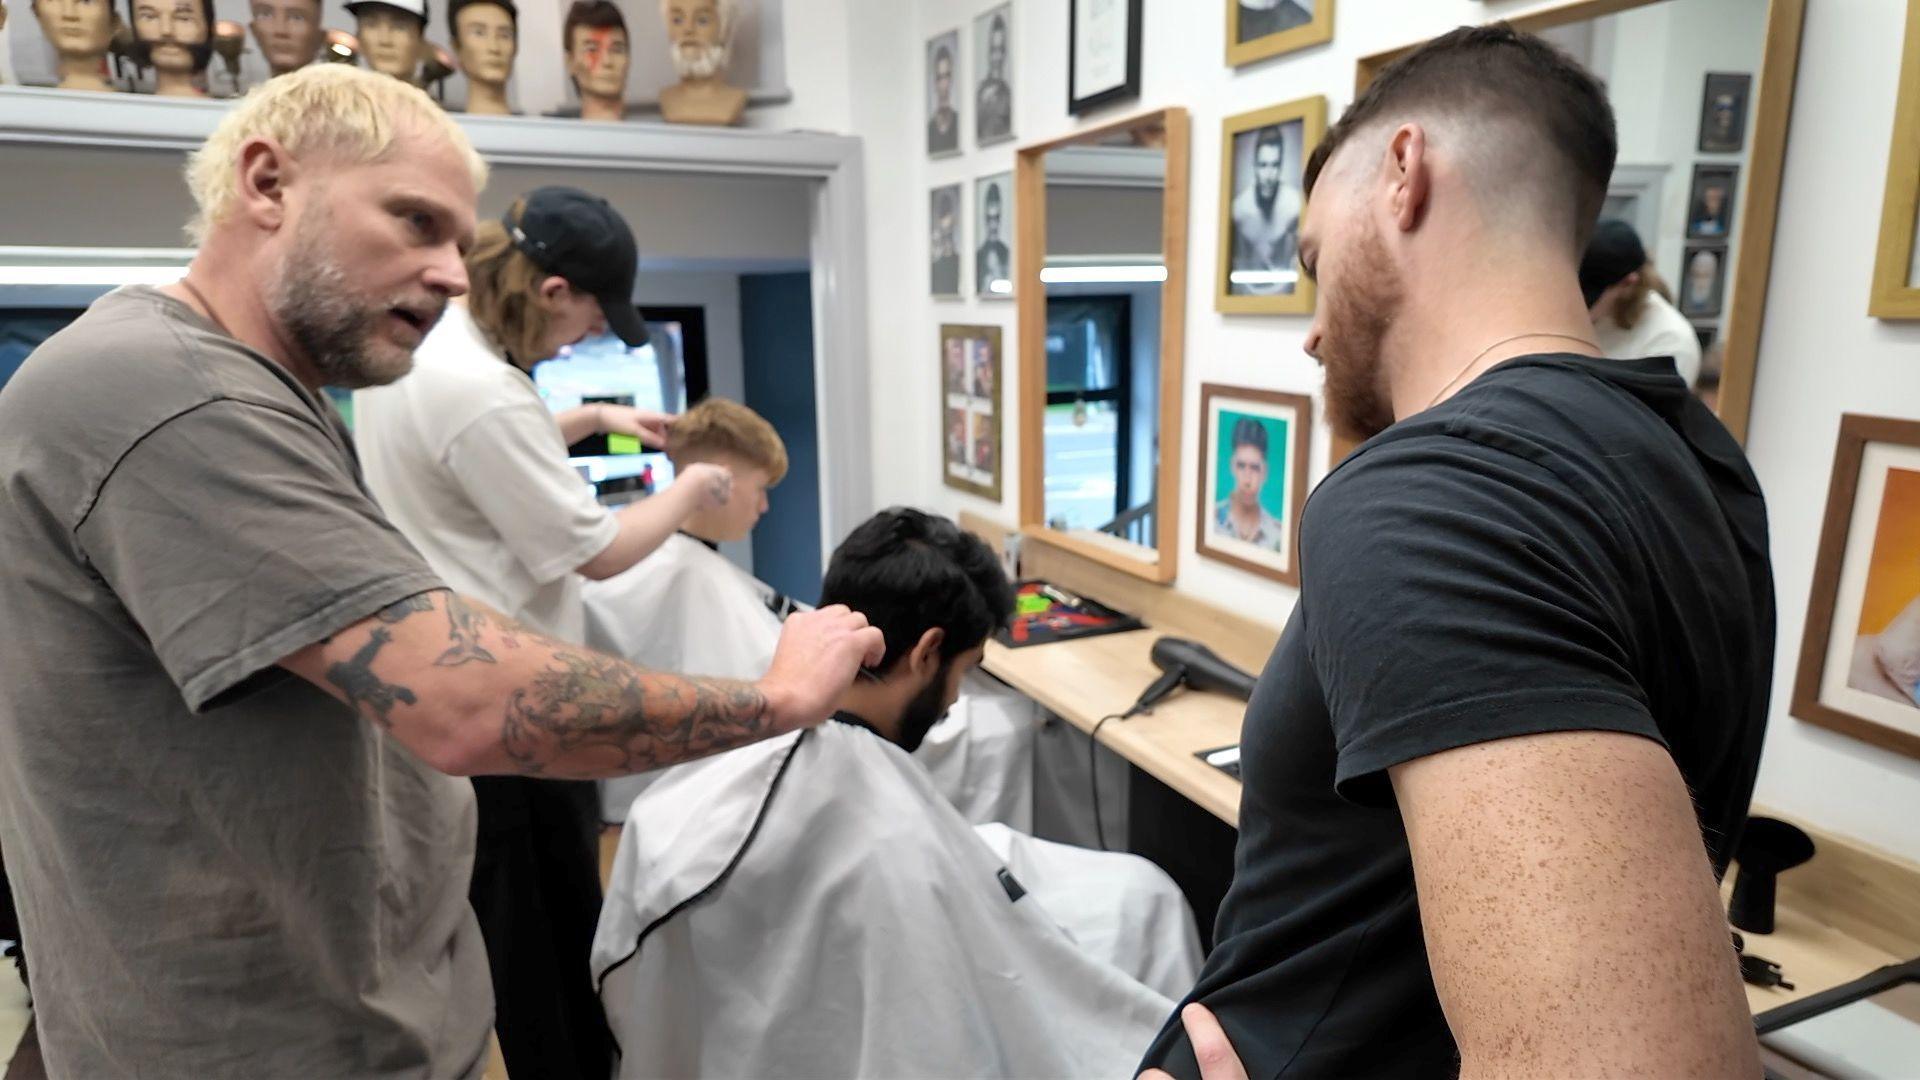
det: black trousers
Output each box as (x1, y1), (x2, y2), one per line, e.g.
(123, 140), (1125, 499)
(469, 777), (613, 1080)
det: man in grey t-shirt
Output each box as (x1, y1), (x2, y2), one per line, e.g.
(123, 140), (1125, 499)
(0, 66), (880, 1078)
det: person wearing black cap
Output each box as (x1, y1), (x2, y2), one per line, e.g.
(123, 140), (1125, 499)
(1581, 218), (1702, 387)
(354, 186), (735, 1079)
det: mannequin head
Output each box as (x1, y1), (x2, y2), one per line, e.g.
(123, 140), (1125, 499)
(128, 0), (214, 91)
(659, 0), (734, 81)
(248, 0), (321, 75)
(33, 0), (119, 64)
(348, 0), (427, 82)
(665, 398), (787, 543)
(564, 0), (628, 112)
(449, 0), (514, 93)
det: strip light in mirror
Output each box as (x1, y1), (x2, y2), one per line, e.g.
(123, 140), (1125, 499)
(1040, 265), (1169, 284)
(1227, 269), (1300, 289)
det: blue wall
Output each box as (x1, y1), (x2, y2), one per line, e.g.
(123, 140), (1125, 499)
(739, 272), (823, 603)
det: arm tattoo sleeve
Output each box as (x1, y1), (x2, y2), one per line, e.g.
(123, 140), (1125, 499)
(495, 641), (775, 778)
(436, 594), (499, 667)
(326, 627), (417, 727)
(376, 593), (436, 624)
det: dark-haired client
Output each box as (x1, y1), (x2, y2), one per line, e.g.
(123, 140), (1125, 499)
(593, 509), (1201, 1079)
(1139, 23), (1772, 1080)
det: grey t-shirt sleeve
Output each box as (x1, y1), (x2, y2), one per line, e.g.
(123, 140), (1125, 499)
(75, 399), (446, 712)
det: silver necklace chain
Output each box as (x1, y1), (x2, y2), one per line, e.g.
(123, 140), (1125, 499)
(1424, 332), (1600, 411)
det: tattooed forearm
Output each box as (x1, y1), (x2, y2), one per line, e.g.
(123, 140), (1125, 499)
(436, 594), (499, 667)
(326, 627), (417, 727)
(377, 593), (436, 624)
(497, 647), (774, 778)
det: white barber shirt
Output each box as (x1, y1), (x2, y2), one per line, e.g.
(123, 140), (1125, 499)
(354, 304), (618, 641)
(1596, 289), (1703, 388)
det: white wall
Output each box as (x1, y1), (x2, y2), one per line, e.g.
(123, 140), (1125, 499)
(841, 0), (1920, 860)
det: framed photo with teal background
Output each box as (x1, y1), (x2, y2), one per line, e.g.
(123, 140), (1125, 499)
(1195, 383), (1312, 586)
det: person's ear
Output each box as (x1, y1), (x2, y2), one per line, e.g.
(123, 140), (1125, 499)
(910, 627), (946, 678)
(234, 136), (297, 232)
(536, 275), (571, 308)
(1623, 271), (1642, 290)
(1386, 123), (1429, 234)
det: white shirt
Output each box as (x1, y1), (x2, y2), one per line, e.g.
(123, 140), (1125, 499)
(1595, 289), (1702, 387)
(354, 304), (618, 642)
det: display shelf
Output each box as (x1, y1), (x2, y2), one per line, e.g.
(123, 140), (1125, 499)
(0, 84), (854, 174)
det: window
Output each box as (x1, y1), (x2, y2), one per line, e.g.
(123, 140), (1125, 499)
(1043, 295), (1132, 531)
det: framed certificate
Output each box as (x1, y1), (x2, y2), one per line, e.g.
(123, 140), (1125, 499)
(1068, 0), (1142, 115)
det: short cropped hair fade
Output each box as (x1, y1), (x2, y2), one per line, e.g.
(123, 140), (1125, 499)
(818, 508), (1015, 674)
(184, 65), (487, 243)
(1304, 23), (1616, 250)
(665, 397), (789, 486)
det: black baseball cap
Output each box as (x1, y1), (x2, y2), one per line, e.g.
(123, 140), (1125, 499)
(1579, 219), (1648, 307)
(504, 186), (647, 347)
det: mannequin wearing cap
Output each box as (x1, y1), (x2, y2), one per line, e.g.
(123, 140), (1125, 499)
(563, 0), (628, 122)
(31, 0), (121, 92)
(126, 0), (213, 96)
(348, 0), (426, 83)
(1580, 219), (1702, 388)
(248, 0), (321, 76)
(351, 187), (730, 1080)
(657, 0), (746, 127)
(449, 0), (513, 114)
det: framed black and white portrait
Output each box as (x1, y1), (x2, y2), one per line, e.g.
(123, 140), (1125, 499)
(1698, 72), (1752, 154)
(974, 4), (1015, 146)
(1068, 0), (1141, 115)
(1226, 0), (1335, 67)
(927, 29), (963, 158)
(1687, 164), (1740, 241)
(975, 173), (1014, 300)
(1217, 96), (1325, 315)
(930, 184), (964, 298)
(1680, 244), (1730, 319)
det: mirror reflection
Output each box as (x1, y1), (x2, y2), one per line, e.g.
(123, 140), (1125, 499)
(1041, 122), (1166, 552)
(1551, 0), (1769, 413)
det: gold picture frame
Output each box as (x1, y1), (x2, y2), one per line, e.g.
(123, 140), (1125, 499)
(1225, 0), (1336, 67)
(940, 323), (1004, 502)
(1216, 96), (1326, 316)
(1870, 0), (1920, 319)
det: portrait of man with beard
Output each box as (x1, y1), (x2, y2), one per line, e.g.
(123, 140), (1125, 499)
(657, 0), (746, 126)
(1229, 122), (1304, 295)
(926, 29), (960, 157)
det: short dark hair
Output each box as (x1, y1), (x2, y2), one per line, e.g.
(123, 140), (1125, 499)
(126, 0), (218, 71)
(1230, 417), (1268, 455)
(934, 44), (953, 70)
(564, 0), (626, 51)
(449, 0), (516, 40)
(818, 508), (1015, 674)
(1253, 124), (1285, 159)
(984, 183), (1002, 208)
(1304, 23), (1616, 248)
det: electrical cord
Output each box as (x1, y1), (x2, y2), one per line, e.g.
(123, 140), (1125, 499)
(1088, 705), (1142, 852)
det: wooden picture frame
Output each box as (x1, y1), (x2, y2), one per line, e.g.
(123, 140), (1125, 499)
(940, 324), (1004, 501)
(1216, 96), (1326, 316)
(1330, 0), (1808, 461)
(1791, 414), (1920, 762)
(1226, 0), (1336, 67)
(1870, 0), (1920, 319)
(1195, 384), (1312, 587)
(1068, 0), (1143, 115)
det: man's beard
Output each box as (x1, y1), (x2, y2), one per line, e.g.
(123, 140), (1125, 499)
(1318, 217), (1402, 443)
(671, 41), (727, 80)
(893, 659), (954, 755)
(1255, 180), (1279, 212)
(268, 210), (437, 389)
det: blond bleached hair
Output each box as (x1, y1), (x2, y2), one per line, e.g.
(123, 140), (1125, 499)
(184, 65), (487, 243)
(658, 0), (739, 38)
(667, 397), (788, 485)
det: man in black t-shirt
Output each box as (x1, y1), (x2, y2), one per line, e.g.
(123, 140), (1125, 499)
(1139, 24), (1771, 1080)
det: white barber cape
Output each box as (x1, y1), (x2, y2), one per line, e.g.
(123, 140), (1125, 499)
(585, 533), (1036, 828)
(590, 722), (1177, 1080)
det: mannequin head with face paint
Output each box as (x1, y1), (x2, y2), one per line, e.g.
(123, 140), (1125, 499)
(818, 508), (1015, 753)
(563, 0), (627, 122)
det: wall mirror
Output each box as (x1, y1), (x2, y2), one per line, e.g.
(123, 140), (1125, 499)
(1333, 0), (1806, 460)
(1017, 107), (1191, 583)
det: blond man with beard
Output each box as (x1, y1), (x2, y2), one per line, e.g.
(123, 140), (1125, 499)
(1140, 23), (1770, 1080)
(658, 0), (746, 126)
(0, 64), (879, 1078)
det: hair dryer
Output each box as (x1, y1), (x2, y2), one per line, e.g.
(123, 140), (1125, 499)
(1130, 636), (1258, 714)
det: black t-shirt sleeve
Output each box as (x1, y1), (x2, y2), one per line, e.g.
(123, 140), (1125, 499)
(1300, 435), (1664, 805)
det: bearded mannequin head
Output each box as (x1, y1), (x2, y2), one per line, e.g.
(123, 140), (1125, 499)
(347, 0), (427, 83)
(32, 0), (121, 91)
(448, 0), (514, 113)
(127, 0), (213, 95)
(656, 0), (745, 126)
